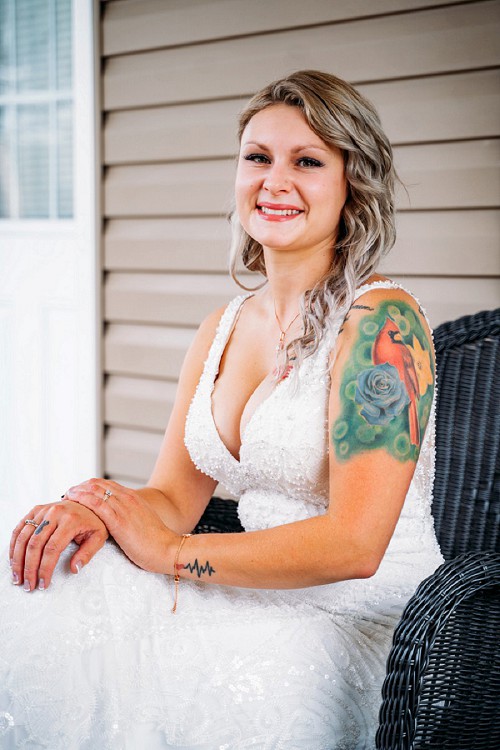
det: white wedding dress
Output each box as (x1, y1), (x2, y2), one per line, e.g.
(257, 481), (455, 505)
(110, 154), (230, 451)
(0, 281), (443, 749)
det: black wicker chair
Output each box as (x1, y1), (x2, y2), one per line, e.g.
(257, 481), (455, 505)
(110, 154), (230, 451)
(193, 307), (500, 749)
(376, 307), (500, 750)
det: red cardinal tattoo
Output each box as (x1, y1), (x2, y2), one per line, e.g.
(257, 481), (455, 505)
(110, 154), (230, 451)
(373, 318), (420, 446)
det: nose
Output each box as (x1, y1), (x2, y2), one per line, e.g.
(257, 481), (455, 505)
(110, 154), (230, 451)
(263, 161), (291, 194)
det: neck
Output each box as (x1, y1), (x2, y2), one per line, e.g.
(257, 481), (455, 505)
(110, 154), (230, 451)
(261, 243), (334, 323)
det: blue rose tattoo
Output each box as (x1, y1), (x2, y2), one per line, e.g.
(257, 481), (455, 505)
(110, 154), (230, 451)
(354, 364), (409, 425)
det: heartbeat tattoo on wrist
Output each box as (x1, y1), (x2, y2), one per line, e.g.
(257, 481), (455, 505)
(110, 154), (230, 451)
(175, 559), (216, 578)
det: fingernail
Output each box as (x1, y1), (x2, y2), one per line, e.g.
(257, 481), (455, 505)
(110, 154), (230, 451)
(38, 578), (45, 591)
(24, 580), (31, 592)
(11, 572), (19, 585)
(75, 562), (82, 574)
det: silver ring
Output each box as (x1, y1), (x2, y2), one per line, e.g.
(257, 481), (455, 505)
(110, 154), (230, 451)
(103, 489), (112, 501)
(24, 519), (39, 528)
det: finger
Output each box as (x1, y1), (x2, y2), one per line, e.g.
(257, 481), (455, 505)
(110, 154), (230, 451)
(10, 511), (46, 587)
(9, 505), (47, 563)
(22, 519), (57, 592)
(70, 532), (107, 574)
(70, 489), (119, 527)
(35, 524), (80, 590)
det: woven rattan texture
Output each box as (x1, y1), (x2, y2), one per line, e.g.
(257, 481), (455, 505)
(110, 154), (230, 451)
(193, 495), (243, 534)
(377, 308), (500, 750)
(432, 308), (500, 559)
(376, 552), (500, 749)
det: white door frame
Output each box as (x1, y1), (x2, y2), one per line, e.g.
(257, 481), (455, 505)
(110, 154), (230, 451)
(0, 0), (100, 549)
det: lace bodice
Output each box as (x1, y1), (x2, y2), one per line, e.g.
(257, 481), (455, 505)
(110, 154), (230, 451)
(185, 281), (443, 584)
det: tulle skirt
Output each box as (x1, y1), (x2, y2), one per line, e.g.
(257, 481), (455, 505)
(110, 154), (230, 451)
(0, 540), (405, 749)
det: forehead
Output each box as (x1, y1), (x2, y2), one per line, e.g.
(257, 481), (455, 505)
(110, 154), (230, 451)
(241, 103), (326, 148)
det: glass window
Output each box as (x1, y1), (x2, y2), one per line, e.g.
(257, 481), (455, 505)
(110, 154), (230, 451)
(0, 0), (73, 219)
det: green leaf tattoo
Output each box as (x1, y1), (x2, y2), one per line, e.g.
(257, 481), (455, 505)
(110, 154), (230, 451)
(331, 299), (435, 462)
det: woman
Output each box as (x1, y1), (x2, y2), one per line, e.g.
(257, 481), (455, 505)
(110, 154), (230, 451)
(1, 70), (443, 749)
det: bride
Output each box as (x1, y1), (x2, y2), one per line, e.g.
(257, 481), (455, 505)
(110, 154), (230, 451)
(1, 70), (443, 749)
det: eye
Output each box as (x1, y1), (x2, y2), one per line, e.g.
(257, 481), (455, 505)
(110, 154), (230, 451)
(243, 153), (271, 164)
(297, 156), (324, 168)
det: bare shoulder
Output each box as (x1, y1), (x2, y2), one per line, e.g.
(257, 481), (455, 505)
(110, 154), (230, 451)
(330, 282), (435, 464)
(196, 304), (228, 347)
(339, 284), (431, 349)
(180, 304), (227, 378)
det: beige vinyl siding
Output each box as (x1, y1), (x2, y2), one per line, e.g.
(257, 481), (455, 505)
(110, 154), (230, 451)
(99, 0), (500, 484)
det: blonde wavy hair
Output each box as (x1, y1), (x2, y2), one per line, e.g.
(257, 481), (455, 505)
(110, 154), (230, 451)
(229, 69), (397, 371)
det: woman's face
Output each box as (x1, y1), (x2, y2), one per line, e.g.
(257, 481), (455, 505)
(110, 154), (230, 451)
(235, 103), (347, 258)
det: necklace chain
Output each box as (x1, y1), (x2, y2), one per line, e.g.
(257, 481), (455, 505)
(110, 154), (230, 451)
(274, 302), (301, 353)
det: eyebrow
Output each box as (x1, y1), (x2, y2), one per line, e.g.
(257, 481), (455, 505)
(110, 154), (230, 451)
(242, 140), (331, 154)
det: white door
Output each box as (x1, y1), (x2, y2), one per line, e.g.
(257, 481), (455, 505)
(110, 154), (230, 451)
(0, 0), (98, 549)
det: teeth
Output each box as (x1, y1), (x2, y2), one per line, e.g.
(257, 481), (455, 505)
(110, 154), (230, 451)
(259, 206), (301, 216)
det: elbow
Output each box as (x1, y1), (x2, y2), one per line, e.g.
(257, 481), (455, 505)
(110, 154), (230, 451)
(346, 543), (383, 580)
(354, 556), (380, 580)
(322, 552), (380, 583)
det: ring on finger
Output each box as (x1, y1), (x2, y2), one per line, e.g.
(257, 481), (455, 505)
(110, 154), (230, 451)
(103, 489), (112, 501)
(24, 519), (39, 528)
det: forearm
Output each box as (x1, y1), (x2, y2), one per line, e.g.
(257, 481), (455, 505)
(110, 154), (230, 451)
(171, 514), (377, 590)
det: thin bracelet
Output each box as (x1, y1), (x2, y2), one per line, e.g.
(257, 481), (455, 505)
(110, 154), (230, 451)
(171, 533), (192, 614)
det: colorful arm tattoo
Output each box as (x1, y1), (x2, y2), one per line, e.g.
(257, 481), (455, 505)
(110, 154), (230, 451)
(331, 299), (435, 462)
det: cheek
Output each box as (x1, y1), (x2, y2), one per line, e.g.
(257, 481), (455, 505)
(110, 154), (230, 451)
(235, 173), (258, 213)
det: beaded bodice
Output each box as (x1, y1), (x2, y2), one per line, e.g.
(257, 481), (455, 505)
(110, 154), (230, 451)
(185, 281), (442, 578)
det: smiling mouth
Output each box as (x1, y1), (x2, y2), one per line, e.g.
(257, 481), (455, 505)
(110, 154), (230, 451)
(257, 205), (303, 216)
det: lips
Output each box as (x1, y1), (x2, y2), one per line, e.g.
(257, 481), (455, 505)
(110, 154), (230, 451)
(257, 203), (304, 221)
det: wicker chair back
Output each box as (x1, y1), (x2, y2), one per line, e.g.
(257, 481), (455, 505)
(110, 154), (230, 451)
(432, 308), (500, 559)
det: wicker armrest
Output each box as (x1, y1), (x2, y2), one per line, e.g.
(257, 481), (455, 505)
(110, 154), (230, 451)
(192, 496), (244, 535)
(376, 551), (500, 750)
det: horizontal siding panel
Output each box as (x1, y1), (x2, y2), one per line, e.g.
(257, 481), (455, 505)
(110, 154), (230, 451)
(104, 160), (235, 217)
(104, 211), (500, 277)
(104, 2), (500, 110)
(382, 210), (500, 276)
(395, 139), (500, 210)
(104, 99), (243, 165)
(105, 426), (162, 481)
(105, 272), (240, 325)
(389, 276), (500, 327)
(360, 69), (500, 146)
(105, 375), (175, 430)
(105, 140), (500, 217)
(104, 218), (231, 271)
(103, 0), (472, 55)
(104, 70), (500, 165)
(105, 323), (195, 378)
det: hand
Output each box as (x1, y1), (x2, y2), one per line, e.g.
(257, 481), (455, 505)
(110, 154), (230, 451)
(10, 490), (109, 592)
(69, 480), (180, 574)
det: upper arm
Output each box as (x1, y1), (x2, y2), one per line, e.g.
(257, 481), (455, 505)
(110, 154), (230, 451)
(146, 305), (227, 528)
(327, 289), (435, 569)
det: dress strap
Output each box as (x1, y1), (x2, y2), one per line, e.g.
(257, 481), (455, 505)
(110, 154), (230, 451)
(201, 293), (253, 387)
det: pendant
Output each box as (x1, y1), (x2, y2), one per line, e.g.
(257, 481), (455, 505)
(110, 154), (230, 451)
(274, 336), (292, 381)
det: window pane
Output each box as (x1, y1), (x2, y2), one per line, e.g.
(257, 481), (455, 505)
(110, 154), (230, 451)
(57, 99), (72, 217)
(18, 104), (50, 218)
(0, 0), (73, 219)
(56, 0), (72, 90)
(0, 0), (14, 95)
(16, 0), (50, 92)
(0, 105), (13, 217)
